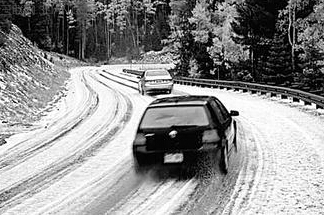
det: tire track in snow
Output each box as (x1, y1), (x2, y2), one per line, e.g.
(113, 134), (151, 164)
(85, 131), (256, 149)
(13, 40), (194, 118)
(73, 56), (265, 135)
(53, 72), (195, 215)
(107, 179), (197, 215)
(29, 74), (151, 215)
(221, 116), (272, 215)
(0, 71), (99, 172)
(0, 69), (133, 213)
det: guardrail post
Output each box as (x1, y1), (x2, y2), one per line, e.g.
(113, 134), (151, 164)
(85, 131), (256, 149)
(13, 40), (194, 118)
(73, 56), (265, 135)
(281, 95), (288, 99)
(270, 92), (276, 97)
(288, 96), (294, 102)
(266, 92), (276, 97)
(293, 97), (299, 103)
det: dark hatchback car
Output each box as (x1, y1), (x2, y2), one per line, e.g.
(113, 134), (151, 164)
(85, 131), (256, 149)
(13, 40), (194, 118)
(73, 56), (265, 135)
(132, 95), (239, 174)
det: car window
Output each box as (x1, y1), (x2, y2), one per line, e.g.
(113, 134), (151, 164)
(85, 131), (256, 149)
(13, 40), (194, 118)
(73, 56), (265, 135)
(145, 70), (170, 77)
(140, 106), (210, 129)
(209, 100), (226, 124)
(214, 99), (230, 121)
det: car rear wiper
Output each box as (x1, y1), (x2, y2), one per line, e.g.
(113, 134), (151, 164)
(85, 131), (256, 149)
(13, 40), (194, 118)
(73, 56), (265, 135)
(169, 125), (200, 131)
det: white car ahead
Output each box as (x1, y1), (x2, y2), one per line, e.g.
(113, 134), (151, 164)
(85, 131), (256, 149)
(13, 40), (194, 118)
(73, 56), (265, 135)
(138, 69), (173, 95)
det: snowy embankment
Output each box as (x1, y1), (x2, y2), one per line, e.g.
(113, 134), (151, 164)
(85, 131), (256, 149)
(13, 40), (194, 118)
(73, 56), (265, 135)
(0, 25), (71, 144)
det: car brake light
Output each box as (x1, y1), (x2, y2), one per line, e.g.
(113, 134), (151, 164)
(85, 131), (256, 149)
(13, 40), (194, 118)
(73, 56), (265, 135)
(133, 133), (146, 146)
(202, 129), (220, 143)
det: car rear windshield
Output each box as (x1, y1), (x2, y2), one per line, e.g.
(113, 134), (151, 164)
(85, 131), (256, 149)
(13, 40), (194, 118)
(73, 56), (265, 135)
(146, 70), (170, 76)
(140, 105), (210, 129)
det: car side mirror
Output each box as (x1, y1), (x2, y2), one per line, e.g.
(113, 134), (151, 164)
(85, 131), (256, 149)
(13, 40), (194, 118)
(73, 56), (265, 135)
(230, 110), (239, 116)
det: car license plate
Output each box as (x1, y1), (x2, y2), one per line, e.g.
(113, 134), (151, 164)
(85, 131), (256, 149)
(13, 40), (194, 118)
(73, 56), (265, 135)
(164, 153), (183, 163)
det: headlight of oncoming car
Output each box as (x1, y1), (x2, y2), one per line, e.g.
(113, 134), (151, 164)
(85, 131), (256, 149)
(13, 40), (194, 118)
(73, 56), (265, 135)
(133, 133), (146, 146)
(202, 129), (220, 143)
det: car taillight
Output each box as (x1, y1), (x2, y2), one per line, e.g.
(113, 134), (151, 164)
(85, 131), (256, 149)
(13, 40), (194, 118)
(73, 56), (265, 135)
(133, 133), (146, 146)
(202, 129), (220, 143)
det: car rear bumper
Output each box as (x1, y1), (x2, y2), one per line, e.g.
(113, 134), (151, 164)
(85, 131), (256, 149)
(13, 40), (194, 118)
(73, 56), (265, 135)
(133, 144), (219, 164)
(144, 83), (173, 92)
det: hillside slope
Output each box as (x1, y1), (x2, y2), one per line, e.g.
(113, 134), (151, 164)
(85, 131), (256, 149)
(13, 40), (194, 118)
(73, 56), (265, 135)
(0, 25), (71, 144)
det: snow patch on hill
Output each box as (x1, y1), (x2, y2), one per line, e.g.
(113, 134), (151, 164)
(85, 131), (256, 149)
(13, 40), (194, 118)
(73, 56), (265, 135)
(0, 25), (71, 144)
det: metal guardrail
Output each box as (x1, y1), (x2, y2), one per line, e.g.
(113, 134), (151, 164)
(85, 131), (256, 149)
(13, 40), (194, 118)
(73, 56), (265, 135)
(122, 69), (144, 77)
(122, 68), (324, 109)
(174, 77), (324, 109)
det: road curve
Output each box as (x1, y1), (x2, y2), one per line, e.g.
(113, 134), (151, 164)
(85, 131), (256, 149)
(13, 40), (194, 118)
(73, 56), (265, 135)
(0, 65), (323, 215)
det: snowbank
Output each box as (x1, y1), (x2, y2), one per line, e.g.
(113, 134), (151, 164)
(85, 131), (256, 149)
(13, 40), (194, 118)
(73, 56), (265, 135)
(0, 25), (71, 142)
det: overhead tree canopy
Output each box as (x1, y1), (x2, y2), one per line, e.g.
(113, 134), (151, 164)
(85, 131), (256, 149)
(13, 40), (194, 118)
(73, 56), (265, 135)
(2, 0), (323, 92)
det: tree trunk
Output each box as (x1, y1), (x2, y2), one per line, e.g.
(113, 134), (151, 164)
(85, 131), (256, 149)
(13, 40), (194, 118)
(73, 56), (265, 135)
(292, 4), (296, 72)
(106, 19), (110, 60)
(126, 16), (136, 52)
(67, 27), (69, 55)
(82, 22), (86, 59)
(288, 1), (296, 72)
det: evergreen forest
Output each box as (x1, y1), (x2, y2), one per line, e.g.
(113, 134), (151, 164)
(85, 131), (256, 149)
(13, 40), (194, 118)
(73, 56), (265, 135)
(1, 0), (324, 93)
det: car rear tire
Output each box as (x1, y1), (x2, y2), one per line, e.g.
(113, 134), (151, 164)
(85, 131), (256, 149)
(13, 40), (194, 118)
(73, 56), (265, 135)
(133, 152), (147, 174)
(219, 144), (229, 174)
(233, 121), (238, 152)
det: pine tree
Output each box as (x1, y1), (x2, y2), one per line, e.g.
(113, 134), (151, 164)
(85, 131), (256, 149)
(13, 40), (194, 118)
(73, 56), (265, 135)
(231, 0), (285, 81)
(167, 0), (215, 77)
(263, 32), (292, 84)
(297, 0), (324, 91)
(75, 0), (95, 59)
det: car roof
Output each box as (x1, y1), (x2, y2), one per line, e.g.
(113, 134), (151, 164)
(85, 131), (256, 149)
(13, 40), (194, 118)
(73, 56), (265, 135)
(148, 95), (213, 107)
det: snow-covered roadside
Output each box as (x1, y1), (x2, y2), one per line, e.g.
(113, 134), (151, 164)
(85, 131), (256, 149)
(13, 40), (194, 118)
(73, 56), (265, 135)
(174, 85), (324, 215)
(0, 25), (70, 133)
(0, 67), (124, 214)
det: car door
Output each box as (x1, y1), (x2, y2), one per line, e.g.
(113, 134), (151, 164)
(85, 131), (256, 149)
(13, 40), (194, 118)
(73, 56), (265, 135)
(210, 99), (234, 146)
(215, 99), (235, 146)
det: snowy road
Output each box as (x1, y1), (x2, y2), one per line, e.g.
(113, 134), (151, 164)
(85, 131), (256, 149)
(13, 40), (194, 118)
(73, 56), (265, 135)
(0, 65), (323, 215)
